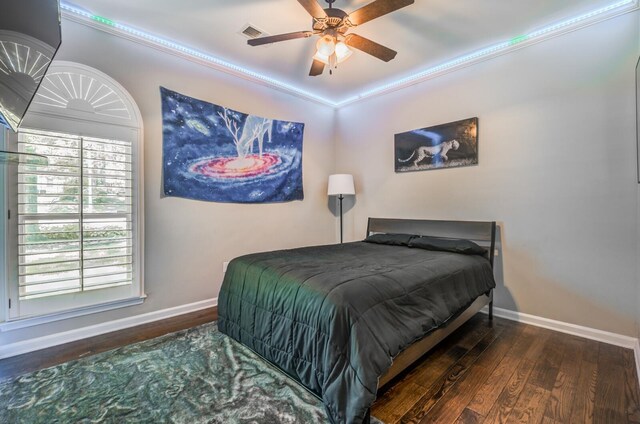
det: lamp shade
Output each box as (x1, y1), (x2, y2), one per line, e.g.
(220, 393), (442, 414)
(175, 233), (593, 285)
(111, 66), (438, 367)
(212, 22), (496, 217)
(328, 174), (355, 196)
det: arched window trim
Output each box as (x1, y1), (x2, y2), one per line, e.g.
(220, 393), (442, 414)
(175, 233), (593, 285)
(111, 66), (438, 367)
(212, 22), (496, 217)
(28, 61), (142, 128)
(2, 61), (145, 327)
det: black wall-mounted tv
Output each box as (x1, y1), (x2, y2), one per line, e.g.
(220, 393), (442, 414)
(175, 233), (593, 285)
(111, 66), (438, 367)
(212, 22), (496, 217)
(0, 0), (61, 132)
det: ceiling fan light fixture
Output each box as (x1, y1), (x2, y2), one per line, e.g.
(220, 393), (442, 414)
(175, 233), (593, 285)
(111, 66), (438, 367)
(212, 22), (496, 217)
(316, 35), (336, 56)
(334, 41), (353, 63)
(313, 50), (331, 65)
(245, 0), (415, 77)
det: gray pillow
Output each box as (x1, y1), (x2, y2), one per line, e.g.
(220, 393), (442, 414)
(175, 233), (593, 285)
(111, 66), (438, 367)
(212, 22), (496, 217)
(364, 233), (415, 246)
(408, 236), (486, 256)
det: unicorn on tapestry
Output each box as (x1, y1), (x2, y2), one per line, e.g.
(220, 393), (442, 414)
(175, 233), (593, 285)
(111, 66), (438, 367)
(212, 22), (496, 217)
(218, 108), (273, 159)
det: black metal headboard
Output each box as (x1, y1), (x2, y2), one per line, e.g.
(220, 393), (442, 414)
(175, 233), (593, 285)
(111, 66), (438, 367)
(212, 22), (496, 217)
(366, 217), (497, 267)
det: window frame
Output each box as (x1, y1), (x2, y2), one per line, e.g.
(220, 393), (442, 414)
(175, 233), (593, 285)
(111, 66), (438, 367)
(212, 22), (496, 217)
(1, 62), (144, 327)
(1, 129), (7, 323)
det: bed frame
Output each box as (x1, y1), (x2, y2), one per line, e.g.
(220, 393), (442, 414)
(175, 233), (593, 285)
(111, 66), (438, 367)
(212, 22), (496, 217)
(365, 218), (497, 389)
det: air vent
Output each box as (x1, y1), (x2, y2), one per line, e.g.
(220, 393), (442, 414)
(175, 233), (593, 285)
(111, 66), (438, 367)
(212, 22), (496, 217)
(242, 26), (262, 39)
(239, 24), (267, 40)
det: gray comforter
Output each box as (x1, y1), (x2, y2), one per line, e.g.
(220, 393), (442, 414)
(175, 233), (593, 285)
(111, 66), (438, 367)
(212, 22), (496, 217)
(218, 241), (495, 424)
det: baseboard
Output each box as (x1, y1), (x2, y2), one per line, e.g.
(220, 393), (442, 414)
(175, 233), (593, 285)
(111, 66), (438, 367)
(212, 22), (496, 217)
(3, 300), (638, 382)
(482, 305), (640, 390)
(0, 298), (217, 359)
(634, 340), (640, 388)
(481, 305), (638, 349)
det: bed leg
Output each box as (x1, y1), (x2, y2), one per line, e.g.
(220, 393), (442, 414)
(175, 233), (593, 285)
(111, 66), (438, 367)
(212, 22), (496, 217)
(363, 408), (371, 424)
(485, 290), (494, 321)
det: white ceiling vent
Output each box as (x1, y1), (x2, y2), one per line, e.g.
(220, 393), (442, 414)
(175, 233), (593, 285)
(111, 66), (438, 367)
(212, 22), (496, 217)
(239, 24), (267, 40)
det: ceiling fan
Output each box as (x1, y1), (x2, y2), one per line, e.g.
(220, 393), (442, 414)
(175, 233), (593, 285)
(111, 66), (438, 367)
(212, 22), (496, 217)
(247, 0), (415, 76)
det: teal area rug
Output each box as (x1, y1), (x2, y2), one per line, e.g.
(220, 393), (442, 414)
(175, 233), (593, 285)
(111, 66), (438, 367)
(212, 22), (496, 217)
(0, 323), (383, 423)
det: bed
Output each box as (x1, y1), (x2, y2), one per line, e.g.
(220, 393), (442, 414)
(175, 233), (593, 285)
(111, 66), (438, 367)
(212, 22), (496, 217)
(218, 218), (496, 424)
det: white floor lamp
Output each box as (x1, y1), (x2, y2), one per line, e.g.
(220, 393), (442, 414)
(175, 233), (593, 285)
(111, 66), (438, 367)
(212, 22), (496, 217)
(328, 174), (355, 244)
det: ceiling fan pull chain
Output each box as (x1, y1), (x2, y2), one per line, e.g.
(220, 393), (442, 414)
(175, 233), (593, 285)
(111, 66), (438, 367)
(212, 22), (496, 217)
(329, 52), (337, 75)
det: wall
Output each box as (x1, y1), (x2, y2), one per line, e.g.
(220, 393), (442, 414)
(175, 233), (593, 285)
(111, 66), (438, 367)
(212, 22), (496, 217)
(336, 13), (640, 336)
(0, 18), (337, 345)
(636, 11), (640, 344)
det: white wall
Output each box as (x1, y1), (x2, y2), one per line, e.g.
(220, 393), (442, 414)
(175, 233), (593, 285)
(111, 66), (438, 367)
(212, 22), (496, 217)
(636, 11), (640, 343)
(0, 18), (337, 345)
(336, 13), (640, 336)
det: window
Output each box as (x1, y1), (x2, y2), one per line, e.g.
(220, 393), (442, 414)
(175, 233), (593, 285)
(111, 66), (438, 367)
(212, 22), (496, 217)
(18, 129), (134, 299)
(3, 61), (143, 322)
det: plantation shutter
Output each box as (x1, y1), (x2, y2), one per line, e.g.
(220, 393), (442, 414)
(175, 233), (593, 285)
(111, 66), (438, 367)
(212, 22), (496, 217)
(17, 129), (133, 300)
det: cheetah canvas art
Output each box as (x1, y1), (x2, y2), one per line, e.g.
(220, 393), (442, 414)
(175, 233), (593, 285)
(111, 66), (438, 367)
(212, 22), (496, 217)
(395, 117), (478, 173)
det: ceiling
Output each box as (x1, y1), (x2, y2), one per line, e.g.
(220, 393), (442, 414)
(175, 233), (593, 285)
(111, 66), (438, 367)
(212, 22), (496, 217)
(64, 0), (629, 102)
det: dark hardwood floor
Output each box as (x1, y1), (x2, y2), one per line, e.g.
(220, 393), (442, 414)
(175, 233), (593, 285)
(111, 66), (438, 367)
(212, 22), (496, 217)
(373, 314), (640, 424)
(1, 309), (638, 424)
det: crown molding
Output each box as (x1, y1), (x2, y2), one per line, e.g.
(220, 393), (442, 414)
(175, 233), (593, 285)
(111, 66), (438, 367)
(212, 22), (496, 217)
(335, 0), (640, 107)
(60, 0), (639, 109)
(60, 5), (336, 108)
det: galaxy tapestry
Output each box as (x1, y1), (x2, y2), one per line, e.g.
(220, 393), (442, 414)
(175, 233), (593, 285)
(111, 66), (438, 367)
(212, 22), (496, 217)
(395, 118), (478, 173)
(161, 87), (304, 203)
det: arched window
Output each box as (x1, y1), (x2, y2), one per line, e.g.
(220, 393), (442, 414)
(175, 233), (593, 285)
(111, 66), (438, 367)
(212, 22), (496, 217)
(5, 61), (144, 322)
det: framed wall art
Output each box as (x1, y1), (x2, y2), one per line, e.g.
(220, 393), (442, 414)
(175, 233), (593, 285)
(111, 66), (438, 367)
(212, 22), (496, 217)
(395, 117), (478, 173)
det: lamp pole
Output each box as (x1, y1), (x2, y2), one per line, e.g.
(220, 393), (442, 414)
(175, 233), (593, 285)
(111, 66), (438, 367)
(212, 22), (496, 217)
(327, 174), (354, 245)
(339, 194), (344, 243)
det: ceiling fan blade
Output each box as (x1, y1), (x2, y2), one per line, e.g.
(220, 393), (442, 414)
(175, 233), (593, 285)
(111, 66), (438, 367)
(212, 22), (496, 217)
(309, 59), (325, 76)
(347, 0), (414, 26)
(345, 34), (397, 62)
(248, 31), (313, 46)
(297, 0), (327, 19)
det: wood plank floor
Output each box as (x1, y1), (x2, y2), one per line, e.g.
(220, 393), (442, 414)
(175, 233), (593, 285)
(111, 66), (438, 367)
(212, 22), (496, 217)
(1, 309), (638, 424)
(373, 314), (640, 424)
